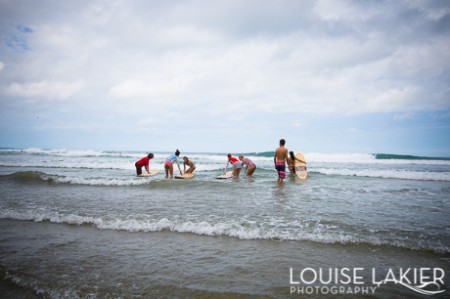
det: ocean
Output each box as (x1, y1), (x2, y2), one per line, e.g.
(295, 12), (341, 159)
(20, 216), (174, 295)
(0, 148), (449, 298)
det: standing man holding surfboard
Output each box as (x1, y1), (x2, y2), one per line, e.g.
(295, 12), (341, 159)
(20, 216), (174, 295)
(274, 139), (289, 184)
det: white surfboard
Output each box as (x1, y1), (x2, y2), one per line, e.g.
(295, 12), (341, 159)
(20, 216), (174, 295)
(137, 169), (159, 177)
(294, 152), (307, 180)
(216, 171), (233, 179)
(175, 173), (195, 179)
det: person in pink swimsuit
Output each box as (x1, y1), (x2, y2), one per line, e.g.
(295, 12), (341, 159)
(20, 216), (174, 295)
(164, 149), (182, 178)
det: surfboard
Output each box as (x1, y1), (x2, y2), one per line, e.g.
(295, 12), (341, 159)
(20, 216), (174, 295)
(216, 171), (233, 179)
(137, 169), (159, 177)
(294, 152), (307, 180)
(175, 173), (195, 179)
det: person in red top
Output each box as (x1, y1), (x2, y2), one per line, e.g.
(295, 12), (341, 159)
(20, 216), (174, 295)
(224, 153), (243, 178)
(135, 153), (154, 176)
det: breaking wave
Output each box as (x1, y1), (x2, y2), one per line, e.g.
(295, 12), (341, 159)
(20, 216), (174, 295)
(1, 210), (448, 254)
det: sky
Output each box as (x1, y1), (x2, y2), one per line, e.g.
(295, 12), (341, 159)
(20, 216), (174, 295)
(0, 0), (449, 156)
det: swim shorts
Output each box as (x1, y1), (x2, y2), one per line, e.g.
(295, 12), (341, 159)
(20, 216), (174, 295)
(135, 163), (143, 175)
(275, 162), (286, 179)
(232, 162), (243, 169)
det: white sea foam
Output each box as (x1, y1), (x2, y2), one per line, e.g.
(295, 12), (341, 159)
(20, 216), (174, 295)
(52, 176), (154, 186)
(1, 210), (448, 253)
(306, 153), (450, 165)
(22, 148), (122, 157)
(0, 160), (137, 170)
(306, 153), (377, 163)
(0, 147), (149, 158)
(314, 168), (450, 182)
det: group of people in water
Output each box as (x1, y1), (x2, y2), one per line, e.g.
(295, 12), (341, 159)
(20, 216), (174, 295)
(134, 139), (306, 184)
(134, 149), (195, 178)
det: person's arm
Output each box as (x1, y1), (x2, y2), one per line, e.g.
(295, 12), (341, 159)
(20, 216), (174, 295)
(274, 151), (277, 168)
(176, 159), (182, 174)
(145, 165), (150, 173)
(296, 157), (306, 164)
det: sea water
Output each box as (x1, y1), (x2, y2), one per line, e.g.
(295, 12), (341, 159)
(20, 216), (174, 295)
(0, 148), (449, 298)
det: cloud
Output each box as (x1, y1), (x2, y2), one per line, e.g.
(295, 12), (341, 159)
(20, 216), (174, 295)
(109, 76), (193, 100)
(4, 80), (85, 101)
(314, 0), (381, 22)
(1, 1), (448, 116)
(362, 86), (423, 114)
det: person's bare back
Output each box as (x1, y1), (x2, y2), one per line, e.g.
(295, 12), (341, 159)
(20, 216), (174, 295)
(274, 146), (288, 163)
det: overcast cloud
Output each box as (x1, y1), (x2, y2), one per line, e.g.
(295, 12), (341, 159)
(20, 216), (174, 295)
(1, 0), (449, 155)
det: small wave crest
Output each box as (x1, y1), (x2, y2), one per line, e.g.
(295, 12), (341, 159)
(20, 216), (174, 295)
(1, 210), (448, 254)
(1, 267), (79, 299)
(0, 171), (55, 183)
(0, 147), (142, 159)
(375, 153), (450, 161)
(0, 171), (153, 186)
(313, 168), (450, 182)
